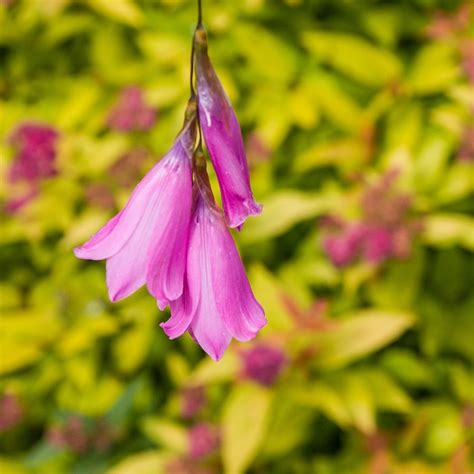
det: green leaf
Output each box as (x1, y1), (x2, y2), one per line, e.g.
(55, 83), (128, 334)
(141, 418), (187, 453)
(105, 378), (143, 426)
(234, 23), (298, 84)
(222, 383), (272, 474)
(87, 0), (144, 27)
(382, 348), (437, 390)
(360, 369), (413, 413)
(303, 74), (362, 131)
(23, 442), (65, 469)
(436, 162), (474, 204)
(422, 404), (464, 459)
(108, 451), (171, 474)
(261, 399), (314, 459)
(189, 351), (239, 385)
(309, 310), (415, 369)
(248, 264), (294, 332)
(413, 128), (454, 192)
(302, 31), (401, 86)
(112, 323), (152, 374)
(340, 374), (376, 434)
(422, 214), (474, 250)
(292, 382), (352, 427)
(241, 190), (339, 243)
(448, 362), (474, 403)
(0, 458), (27, 474)
(406, 43), (460, 95)
(138, 32), (188, 66)
(368, 249), (425, 309)
(294, 138), (366, 173)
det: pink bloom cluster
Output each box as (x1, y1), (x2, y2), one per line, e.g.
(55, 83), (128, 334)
(425, 3), (474, 83)
(241, 344), (286, 386)
(8, 122), (58, 183)
(188, 422), (220, 460)
(457, 126), (474, 162)
(107, 86), (156, 132)
(6, 122), (58, 212)
(0, 393), (23, 432)
(181, 385), (207, 419)
(75, 25), (266, 361)
(323, 171), (422, 267)
(47, 416), (115, 454)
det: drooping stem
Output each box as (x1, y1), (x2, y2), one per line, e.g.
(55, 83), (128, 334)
(189, 0), (204, 147)
(197, 0), (203, 27)
(189, 39), (196, 97)
(189, 0), (203, 97)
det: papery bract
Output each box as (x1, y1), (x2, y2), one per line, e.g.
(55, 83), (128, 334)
(195, 28), (262, 229)
(74, 111), (196, 307)
(161, 178), (266, 361)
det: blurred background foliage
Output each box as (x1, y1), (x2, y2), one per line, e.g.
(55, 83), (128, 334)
(0, 0), (473, 473)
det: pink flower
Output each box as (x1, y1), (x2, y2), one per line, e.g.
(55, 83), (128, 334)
(107, 86), (157, 132)
(323, 224), (366, 267)
(458, 126), (474, 162)
(47, 416), (89, 454)
(241, 344), (286, 386)
(0, 393), (23, 432)
(362, 226), (394, 264)
(181, 385), (207, 419)
(5, 122), (58, 212)
(194, 27), (261, 229)
(75, 103), (196, 306)
(8, 122), (58, 183)
(161, 154), (266, 360)
(188, 423), (220, 460)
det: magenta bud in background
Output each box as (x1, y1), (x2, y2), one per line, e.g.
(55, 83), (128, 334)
(5, 122), (58, 212)
(107, 86), (157, 132)
(8, 122), (58, 184)
(194, 28), (262, 229)
(181, 385), (207, 419)
(188, 423), (220, 460)
(241, 344), (286, 386)
(0, 393), (23, 432)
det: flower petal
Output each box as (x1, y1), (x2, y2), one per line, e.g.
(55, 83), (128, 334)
(210, 217), (267, 341)
(74, 159), (166, 261)
(146, 152), (192, 306)
(196, 43), (261, 228)
(105, 182), (167, 302)
(163, 192), (263, 360)
(161, 280), (195, 338)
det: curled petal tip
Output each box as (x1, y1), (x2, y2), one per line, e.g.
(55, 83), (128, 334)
(228, 199), (263, 229)
(157, 299), (169, 311)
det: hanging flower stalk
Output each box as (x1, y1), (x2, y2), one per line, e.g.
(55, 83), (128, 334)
(75, 0), (266, 360)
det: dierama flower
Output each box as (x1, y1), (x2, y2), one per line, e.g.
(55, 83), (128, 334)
(75, 99), (197, 306)
(161, 150), (266, 361)
(194, 26), (262, 229)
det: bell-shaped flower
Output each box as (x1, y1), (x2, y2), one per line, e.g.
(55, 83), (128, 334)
(161, 151), (267, 360)
(74, 100), (197, 307)
(194, 27), (262, 229)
